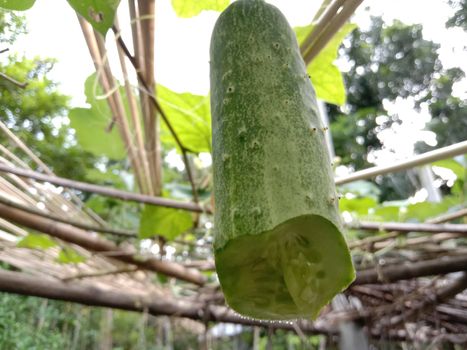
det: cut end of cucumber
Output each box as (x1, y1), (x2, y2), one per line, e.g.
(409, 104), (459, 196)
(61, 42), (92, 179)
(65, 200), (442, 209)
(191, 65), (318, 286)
(215, 215), (355, 320)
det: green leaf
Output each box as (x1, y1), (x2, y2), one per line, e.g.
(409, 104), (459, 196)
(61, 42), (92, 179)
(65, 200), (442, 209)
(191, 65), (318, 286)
(339, 197), (377, 215)
(158, 85), (212, 154)
(69, 74), (126, 159)
(432, 159), (465, 180)
(56, 247), (86, 264)
(404, 196), (460, 222)
(69, 108), (125, 159)
(338, 180), (381, 199)
(295, 23), (357, 105)
(86, 167), (127, 189)
(0, 0), (35, 11)
(66, 0), (121, 36)
(85, 195), (109, 214)
(164, 182), (211, 201)
(171, 0), (229, 18)
(139, 204), (193, 240)
(17, 234), (57, 250)
(373, 206), (401, 222)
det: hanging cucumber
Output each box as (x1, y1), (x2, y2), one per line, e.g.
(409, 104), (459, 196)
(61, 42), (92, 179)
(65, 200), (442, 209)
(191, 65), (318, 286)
(210, 0), (355, 320)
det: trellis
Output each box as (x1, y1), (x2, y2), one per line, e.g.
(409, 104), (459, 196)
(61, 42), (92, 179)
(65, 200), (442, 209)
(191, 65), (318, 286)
(0, 0), (467, 346)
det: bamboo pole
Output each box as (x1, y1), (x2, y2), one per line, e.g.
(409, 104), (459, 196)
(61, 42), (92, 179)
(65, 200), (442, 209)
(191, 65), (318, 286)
(0, 121), (104, 225)
(78, 17), (148, 194)
(349, 207), (467, 249)
(349, 221), (467, 235)
(1, 139), (466, 213)
(300, 0), (346, 55)
(335, 140), (467, 185)
(137, 0), (162, 195)
(302, 0), (364, 64)
(0, 195), (135, 237)
(0, 269), (329, 334)
(354, 255), (467, 285)
(0, 164), (207, 213)
(0, 195), (208, 249)
(0, 203), (205, 285)
(112, 27), (200, 203)
(339, 273), (467, 326)
(113, 20), (154, 196)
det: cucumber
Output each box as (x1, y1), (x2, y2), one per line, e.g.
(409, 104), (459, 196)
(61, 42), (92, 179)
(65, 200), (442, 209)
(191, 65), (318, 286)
(210, 0), (355, 320)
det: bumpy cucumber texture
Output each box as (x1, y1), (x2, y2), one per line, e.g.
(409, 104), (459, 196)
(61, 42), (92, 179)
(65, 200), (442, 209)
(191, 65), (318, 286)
(210, 0), (355, 320)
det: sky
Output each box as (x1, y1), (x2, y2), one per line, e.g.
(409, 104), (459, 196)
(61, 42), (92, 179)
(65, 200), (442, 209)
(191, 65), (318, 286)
(8, 0), (467, 167)
(12, 0), (466, 102)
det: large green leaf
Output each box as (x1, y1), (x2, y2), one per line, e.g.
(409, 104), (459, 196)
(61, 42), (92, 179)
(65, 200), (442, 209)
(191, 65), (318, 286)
(69, 73), (126, 159)
(404, 196), (461, 222)
(432, 159), (465, 180)
(339, 197), (377, 215)
(295, 23), (357, 106)
(158, 85), (211, 154)
(17, 234), (57, 250)
(56, 247), (86, 264)
(86, 167), (127, 189)
(139, 204), (193, 240)
(373, 205), (401, 222)
(0, 0), (35, 10)
(171, 0), (229, 18)
(66, 0), (121, 36)
(69, 108), (125, 159)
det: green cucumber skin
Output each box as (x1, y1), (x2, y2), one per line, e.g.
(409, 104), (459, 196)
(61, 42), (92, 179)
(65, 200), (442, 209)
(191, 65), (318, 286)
(210, 0), (342, 249)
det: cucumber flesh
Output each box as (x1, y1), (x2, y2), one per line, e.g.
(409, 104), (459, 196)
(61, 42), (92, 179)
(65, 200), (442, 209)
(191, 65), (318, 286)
(216, 215), (354, 320)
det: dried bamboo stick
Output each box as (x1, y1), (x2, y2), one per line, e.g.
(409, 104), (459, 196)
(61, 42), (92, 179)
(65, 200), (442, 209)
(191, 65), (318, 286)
(335, 140), (467, 185)
(0, 203), (206, 285)
(0, 268), (328, 334)
(0, 120), (105, 225)
(349, 221), (467, 235)
(0, 163), (208, 213)
(78, 17), (147, 193)
(114, 20), (154, 195)
(137, 0), (161, 195)
(303, 0), (363, 64)
(354, 255), (467, 285)
(300, 0), (346, 55)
